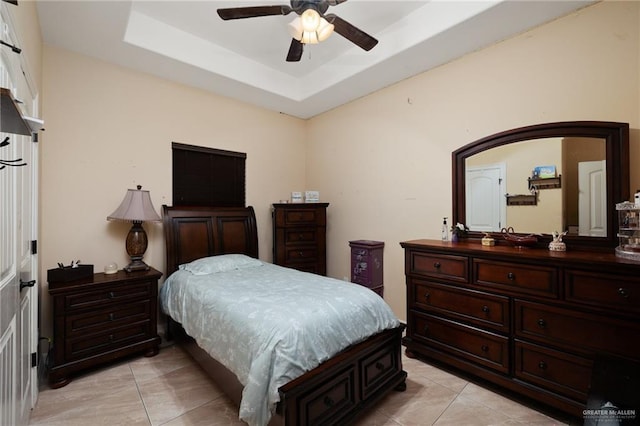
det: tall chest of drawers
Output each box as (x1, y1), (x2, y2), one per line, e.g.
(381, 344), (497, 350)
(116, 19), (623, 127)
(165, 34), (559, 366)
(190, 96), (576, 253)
(48, 268), (162, 388)
(400, 239), (640, 418)
(273, 203), (329, 275)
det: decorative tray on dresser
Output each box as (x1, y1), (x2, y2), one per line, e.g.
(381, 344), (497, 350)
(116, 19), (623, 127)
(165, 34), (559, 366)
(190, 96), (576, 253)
(400, 239), (640, 419)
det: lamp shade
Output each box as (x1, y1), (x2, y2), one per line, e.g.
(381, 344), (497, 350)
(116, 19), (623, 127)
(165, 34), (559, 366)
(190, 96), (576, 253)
(107, 185), (161, 222)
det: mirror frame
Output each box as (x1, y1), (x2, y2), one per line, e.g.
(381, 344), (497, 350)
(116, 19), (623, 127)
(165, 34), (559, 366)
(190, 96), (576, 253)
(452, 121), (629, 250)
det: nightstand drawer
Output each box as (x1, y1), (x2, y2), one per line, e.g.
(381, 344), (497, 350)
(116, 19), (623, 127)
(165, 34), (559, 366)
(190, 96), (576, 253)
(66, 299), (151, 335)
(65, 320), (152, 361)
(474, 259), (558, 298)
(408, 251), (468, 283)
(62, 281), (152, 312)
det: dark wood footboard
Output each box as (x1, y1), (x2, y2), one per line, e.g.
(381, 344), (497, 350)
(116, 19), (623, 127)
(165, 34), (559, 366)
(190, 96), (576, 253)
(167, 318), (407, 425)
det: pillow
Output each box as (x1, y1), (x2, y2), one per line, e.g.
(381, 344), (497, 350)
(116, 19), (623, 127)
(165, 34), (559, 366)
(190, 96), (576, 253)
(179, 254), (263, 275)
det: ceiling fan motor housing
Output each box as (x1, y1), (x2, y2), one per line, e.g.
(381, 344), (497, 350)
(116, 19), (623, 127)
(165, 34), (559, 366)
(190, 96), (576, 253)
(290, 0), (329, 15)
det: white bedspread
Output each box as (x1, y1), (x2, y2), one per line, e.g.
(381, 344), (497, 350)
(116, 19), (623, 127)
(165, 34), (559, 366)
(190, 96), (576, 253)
(160, 259), (400, 426)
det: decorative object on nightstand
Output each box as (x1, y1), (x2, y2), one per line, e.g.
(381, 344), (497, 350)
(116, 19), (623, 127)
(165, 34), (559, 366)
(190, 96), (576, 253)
(349, 240), (384, 297)
(107, 185), (161, 272)
(272, 202), (329, 275)
(48, 267), (162, 388)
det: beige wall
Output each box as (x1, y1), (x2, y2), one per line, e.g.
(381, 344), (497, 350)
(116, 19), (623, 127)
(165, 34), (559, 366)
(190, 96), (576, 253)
(30, 0), (640, 338)
(39, 47), (307, 335)
(307, 0), (640, 320)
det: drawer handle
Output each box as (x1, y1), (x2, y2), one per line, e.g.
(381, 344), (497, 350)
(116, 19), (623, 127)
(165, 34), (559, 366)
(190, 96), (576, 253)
(433, 262), (441, 269)
(108, 291), (115, 299)
(298, 234), (304, 240)
(298, 251), (304, 258)
(324, 396), (334, 407)
(507, 272), (515, 281)
(109, 313), (115, 321)
(375, 362), (385, 370)
(481, 345), (489, 352)
(109, 334), (114, 341)
(424, 292), (431, 301)
(482, 305), (490, 313)
(537, 318), (546, 328)
(618, 287), (629, 298)
(423, 325), (429, 335)
(538, 361), (547, 370)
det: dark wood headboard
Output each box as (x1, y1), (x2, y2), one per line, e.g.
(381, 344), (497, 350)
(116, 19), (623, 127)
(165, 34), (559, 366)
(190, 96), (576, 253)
(162, 205), (259, 275)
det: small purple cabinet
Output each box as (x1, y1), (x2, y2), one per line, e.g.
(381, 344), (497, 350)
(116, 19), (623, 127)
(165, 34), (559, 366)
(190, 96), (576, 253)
(349, 240), (384, 297)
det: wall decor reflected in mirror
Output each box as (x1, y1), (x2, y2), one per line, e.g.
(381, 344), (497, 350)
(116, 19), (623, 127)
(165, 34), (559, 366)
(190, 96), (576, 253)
(452, 121), (629, 250)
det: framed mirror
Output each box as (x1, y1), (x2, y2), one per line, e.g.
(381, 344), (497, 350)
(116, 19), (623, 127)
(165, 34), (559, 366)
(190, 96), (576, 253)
(452, 121), (629, 250)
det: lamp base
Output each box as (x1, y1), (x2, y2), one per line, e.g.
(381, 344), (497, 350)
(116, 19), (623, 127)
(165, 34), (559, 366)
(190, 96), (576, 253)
(124, 258), (150, 273)
(124, 221), (150, 273)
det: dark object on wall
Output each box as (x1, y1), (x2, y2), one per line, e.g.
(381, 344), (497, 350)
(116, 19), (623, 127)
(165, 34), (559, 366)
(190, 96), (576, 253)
(2, 0), (18, 5)
(349, 240), (384, 297)
(47, 265), (94, 283)
(172, 142), (246, 207)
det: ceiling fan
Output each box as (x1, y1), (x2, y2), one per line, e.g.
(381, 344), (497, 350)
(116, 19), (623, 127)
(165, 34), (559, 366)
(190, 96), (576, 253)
(217, 0), (378, 62)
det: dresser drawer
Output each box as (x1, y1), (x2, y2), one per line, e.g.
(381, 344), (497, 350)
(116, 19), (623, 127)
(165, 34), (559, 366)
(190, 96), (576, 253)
(360, 342), (401, 400)
(408, 251), (468, 283)
(514, 300), (640, 358)
(278, 208), (324, 226)
(409, 279), (509, 333)
(296, 366), (356, 426)
(411, 311), (509, 373)
(61, 281), (152, 312)
(66, 300), (150, 336)
(283, 247), (318, 263)
(282, 228), (318, 245)
(514, 340), (592, 402)
(65, 320), (152, 361)
(473, 259), (558, 298)
(564, 270), (640, 314)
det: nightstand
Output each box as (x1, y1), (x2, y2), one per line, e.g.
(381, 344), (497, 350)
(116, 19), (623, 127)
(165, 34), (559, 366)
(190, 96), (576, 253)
(48, 268), (162, 388)
(349, 240), (384, 297)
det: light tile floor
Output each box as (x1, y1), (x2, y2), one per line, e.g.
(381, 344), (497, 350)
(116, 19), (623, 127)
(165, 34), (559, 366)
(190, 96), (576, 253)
(29, 344), (574, 426)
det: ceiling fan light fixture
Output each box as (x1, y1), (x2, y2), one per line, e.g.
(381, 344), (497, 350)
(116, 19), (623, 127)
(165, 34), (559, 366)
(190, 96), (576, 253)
(300, 8), (321, 32)
(288, 15), (334, 44)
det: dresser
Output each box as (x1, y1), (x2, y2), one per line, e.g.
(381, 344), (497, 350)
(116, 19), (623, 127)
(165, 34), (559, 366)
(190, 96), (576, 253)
(273, 203), (329, 275)
(401, 240), (640, 418)
(48, 268), (162, 388)
(349, 240), (384, 296)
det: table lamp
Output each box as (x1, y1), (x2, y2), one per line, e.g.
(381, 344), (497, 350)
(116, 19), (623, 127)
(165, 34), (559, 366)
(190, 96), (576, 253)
(107, 185), (161, 272)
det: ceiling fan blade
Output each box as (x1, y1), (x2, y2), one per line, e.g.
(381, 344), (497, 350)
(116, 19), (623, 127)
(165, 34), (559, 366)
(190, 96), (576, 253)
(217, 5), (293, 20)
(286, 39), (304, 62)
(325, 13), (378, 51)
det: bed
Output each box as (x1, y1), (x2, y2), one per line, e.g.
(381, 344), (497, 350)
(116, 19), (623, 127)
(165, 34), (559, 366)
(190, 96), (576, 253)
(160, 205), (407, 426)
